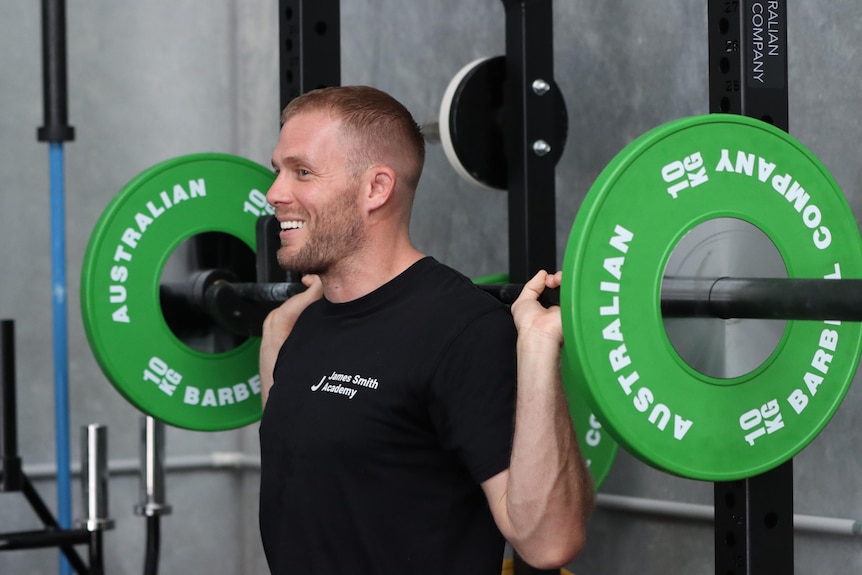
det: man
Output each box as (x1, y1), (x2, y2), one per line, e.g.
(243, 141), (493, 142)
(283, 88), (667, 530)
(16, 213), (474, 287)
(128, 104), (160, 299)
(258, 85), (593, 574)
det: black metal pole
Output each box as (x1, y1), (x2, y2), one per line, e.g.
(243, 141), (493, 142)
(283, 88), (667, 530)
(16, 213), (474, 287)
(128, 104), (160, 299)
(709, 2), (793, 574)
(170, 275), (862, 320)
(661, 277), (862, 321)
(278, 0), (341, 116)
(0, 320), (23, 492)
(502, 0), (559, 284)
(37, 0), (75, 143)
(0, 528), (91, 552)
(256, 216), (287, 283)
(38, 3), (77, 570)
(88, 531), (104, 575)
(143, 517), (160, 575)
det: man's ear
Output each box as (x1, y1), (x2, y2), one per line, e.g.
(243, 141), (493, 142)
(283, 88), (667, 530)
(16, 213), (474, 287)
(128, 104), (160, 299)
(364, 165), (397, 212)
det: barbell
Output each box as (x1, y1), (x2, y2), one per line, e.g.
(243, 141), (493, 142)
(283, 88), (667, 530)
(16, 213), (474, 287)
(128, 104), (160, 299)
(163, 275), (862, 339)
(80, 114), (862, 483)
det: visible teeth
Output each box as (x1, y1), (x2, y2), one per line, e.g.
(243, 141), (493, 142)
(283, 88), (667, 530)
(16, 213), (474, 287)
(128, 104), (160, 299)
(280, 220), (305, 230)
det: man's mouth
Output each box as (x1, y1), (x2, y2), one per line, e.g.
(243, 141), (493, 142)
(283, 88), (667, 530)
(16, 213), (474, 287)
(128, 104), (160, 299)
(280, 220), (306, 230)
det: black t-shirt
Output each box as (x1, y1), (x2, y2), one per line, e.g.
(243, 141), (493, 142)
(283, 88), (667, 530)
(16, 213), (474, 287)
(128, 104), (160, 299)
(259, 257), (517, 575)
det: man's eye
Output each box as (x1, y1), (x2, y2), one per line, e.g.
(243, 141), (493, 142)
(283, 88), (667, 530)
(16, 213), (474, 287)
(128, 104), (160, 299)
(298, 169), (311, 177)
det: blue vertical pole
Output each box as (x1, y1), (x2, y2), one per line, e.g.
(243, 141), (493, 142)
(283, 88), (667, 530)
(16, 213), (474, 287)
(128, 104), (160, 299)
(49, 142), (72, 575)
(38, 1), (75, 573)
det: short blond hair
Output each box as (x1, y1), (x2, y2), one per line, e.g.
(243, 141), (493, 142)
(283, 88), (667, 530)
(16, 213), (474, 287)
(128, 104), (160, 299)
(281, 86), (425, 191)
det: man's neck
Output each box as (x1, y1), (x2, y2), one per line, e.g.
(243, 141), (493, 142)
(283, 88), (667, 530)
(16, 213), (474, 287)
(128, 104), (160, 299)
(320, 245), (425, 303)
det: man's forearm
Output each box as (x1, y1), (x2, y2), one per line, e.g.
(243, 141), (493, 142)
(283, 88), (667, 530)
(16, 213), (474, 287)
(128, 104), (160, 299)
(505, 335), (594, 568)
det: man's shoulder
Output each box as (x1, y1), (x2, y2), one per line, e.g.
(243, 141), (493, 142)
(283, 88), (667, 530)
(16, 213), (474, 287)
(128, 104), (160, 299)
(411, 258), (507, 312)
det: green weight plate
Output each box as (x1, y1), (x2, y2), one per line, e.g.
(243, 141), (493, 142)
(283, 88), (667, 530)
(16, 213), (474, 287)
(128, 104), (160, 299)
(474, 274), (617, 488)
(562, 115), (862, 481)
(81, 154), (275, 431)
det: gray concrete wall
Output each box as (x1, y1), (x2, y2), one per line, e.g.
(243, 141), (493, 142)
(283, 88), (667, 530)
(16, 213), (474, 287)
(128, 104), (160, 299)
(1, 1), (861, 574)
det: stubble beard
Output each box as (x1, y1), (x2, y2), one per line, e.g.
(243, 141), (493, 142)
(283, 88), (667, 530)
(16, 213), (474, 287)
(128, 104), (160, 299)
(276, 187), (366, 276)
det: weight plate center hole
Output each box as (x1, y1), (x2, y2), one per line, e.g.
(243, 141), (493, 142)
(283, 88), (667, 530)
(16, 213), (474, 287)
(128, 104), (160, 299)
(159, 232), (256, 353)
(661, 217), (788, 380)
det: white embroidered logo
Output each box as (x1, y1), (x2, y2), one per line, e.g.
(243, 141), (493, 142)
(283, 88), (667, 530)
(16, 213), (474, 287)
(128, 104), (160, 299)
(310, 370), (380, 400)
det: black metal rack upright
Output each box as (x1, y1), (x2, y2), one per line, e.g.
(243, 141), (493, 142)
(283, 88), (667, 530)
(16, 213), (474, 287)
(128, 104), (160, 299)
(708, 2), (794, 574)
(503, 0), (560, 285)
(278, 0), (342, 118)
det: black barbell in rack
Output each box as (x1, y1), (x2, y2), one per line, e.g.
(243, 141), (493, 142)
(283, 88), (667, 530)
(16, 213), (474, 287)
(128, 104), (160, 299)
(159, 271), (862, 339)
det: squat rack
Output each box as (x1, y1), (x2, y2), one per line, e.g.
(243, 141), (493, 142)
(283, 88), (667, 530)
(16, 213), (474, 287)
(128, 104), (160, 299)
(278, 2), (798, 575)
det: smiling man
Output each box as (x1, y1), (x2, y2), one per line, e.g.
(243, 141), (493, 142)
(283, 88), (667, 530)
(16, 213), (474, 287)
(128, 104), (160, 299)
(257, 86), (593, 575)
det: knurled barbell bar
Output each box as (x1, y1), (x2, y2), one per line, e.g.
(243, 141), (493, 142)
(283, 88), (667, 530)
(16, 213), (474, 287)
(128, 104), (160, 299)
(162, 274), (862, 340)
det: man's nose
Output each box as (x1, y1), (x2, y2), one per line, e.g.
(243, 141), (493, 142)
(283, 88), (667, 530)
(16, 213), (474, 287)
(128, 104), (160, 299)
(266, 174), (293, 207)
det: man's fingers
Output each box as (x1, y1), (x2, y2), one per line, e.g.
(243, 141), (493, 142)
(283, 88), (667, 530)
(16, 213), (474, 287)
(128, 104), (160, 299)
(301, 273), (321, 288)
(289, 274), (323, 306)
(518, 270), (562, 302)
(520, 270), (549, 300)
(546, 270), (562, 289)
